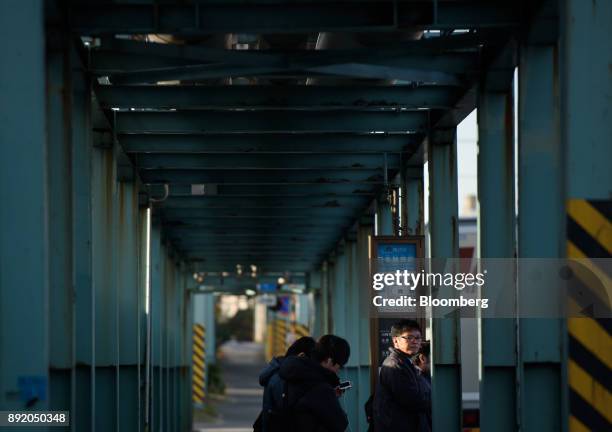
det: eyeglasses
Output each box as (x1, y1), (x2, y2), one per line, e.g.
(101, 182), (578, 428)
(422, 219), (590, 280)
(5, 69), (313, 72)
(398, 335), (422, 343)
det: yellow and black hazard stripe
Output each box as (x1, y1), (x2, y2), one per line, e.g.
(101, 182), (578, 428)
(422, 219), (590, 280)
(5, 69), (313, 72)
(566, 199), (611, 431)
(294, 322), (310, 338)
(273, 319), (288, 357)
(192, 323), (206, 405)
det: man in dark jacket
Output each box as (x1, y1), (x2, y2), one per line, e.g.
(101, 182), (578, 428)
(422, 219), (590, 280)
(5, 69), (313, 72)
(373, 320), (431, 432)
(255, 336), (316, 432)
(278, 334), (350, 432)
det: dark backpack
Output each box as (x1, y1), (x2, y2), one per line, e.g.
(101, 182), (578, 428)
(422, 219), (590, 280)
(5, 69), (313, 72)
(254, 379), (295, 432)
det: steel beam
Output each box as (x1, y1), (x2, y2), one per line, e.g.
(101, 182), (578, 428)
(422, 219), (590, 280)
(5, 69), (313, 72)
(186, 260), (315, 273)
(70, 1), (519, 35)
(117, 133), (420, 154)
(93, 38), (478, 73)
(158, 206), (361, 219)
(103, 59), (470, 85)
(518, 23), (565, 432)
(161, 219), (349, 229)
(135, 153), (401, 171)
(141, 169), (391, 185)
(477, 83), (517, 432)
(0, 0), (49, 412)
(96, 85), (462, 110)
(161, 184), (380, 197)
(114, 110), (429, 134)
(157, 195), (370, 209)
(428, 128), (462, 432)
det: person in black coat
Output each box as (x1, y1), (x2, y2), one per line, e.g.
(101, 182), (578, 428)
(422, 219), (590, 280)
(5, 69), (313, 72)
(278, 334), (350, 432)
(373, 320), (431, 432)
(254, 336), (316, 432)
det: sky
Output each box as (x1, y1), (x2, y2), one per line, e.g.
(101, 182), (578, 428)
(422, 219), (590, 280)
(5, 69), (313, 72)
(457, 109), (478, 217)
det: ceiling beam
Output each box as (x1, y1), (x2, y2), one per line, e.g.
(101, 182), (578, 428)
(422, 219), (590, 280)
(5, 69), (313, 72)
(156, 195), (370, 209)
(158, 206), (362, 219)
(116, 133), (421, 154)
(160, 217), (353, 228)
(71, 1), (519, 35)
(158, 184), (381, 196)
(135, 153), (401, 170)
(113, 110), (429, 133)
(141, 168), (392, 184)
(95, 84), (462, 110)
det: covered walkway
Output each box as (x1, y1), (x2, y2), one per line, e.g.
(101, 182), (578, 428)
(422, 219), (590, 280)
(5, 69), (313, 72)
(0, 1), (610, 432)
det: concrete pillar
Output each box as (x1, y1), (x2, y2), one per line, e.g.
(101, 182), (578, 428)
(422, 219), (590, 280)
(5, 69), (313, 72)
(0, 0), (49, 412)
(477, 82), (517, 431)
(428, 128), (462, 432)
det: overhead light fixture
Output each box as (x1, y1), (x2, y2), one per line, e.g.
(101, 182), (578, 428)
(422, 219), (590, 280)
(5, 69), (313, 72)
(245, 289), (256, 296)
(277, 277), (286, 285)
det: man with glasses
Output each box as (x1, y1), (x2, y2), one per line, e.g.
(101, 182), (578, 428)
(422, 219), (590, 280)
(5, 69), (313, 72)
(373, 320), (431, 431)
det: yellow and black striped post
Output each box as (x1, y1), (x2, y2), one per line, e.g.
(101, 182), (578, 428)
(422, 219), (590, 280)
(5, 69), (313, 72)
(293, 322), (310, 338)
(566, 199), (611, 431)
(273, 319), (288, 357)
(192, 323), (206, 405)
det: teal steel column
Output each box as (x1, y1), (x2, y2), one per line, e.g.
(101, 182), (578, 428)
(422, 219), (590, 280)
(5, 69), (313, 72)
(428, 129), (462, 432)
(0, 0), (49, 412)
(561, 0), (612, 199)
(477, 83), (517, 432)
(321, 262), (331, 334)
(332, 243), (347, 339)
(518, 13), (565, 431)
(117, 181), (144, 431)
(71, 46), (95, 432)
(203, 294), (216, 366)
(46, 23), (74, 416)
(149, 221), (163, 432)
(91, 121), (120, 431)
(404, 167), (424, 236)
(377, 194), (394, 236)
(357, 221), (373, 432)
(182, 281), (193, 432)
(309, 270), (324, 337)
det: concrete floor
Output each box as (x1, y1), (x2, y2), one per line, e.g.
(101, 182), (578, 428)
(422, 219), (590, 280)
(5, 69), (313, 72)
(194, 342), (267, 432)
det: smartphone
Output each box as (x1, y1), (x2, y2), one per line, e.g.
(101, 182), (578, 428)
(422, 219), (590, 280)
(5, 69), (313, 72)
(338, 380), (352, 391)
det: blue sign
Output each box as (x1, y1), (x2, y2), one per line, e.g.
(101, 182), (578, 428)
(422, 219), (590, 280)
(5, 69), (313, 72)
(18, 376), (47, 403)
(257, 283), (277, 293)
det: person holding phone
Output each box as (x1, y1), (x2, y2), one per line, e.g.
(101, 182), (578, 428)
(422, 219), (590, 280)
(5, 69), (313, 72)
(278, 334), (350, 432)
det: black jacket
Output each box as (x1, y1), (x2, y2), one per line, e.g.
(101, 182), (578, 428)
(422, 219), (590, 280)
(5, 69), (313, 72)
(255, 356), (285, 431)
(373, 348), (431, 432)
(278, 356), (348, 432)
